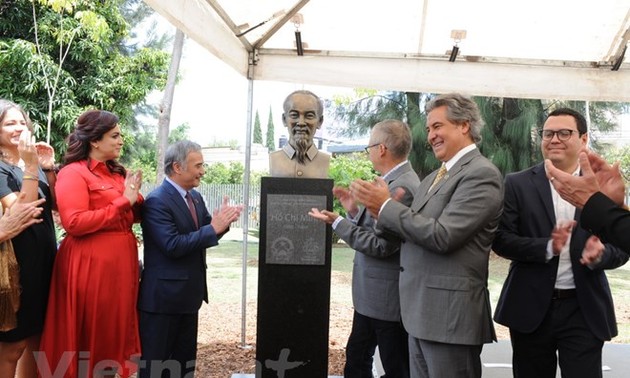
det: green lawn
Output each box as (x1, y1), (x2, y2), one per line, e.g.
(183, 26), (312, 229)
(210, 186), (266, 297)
(206, 241), (630, 343)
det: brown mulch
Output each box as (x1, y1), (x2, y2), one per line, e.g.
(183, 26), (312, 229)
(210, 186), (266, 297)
(195, 302), (352, 377)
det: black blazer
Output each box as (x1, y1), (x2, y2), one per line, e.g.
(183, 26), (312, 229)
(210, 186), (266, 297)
(493, 163), (628, 341)
(138, 180), (223, 314)
(581, 192), (630, 252)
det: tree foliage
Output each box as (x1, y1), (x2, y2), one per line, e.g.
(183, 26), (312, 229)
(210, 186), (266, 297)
(331, 90), (628, 178)
(202, 161), (245, 184)
(0, 0), (169, 155)
(253, 109), (263, 144)
(328, 153), (376, 217)
(602, 145), (630, 187)
(265, 106), (275, 151)
(124, 121), (189, 184)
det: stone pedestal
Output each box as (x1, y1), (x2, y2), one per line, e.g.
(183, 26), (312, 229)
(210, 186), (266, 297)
(255, 177), (333, 378)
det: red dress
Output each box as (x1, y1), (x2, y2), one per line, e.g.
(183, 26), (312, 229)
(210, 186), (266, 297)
(39, 160), (142, 378)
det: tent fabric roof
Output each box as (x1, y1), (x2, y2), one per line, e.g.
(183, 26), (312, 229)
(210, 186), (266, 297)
(145, 0), (630, 101)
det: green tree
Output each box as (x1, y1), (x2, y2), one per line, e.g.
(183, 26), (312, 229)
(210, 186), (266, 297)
(328, 153), (376, 217)
(0, 0), (169, 154)
(168, 122), (190, 144)
(123, 120), (189, 184)
(265, 106), (275, 151)
(253, 110), (263, 144)
(202, 161), (245, 184)
(327, 152), (376, 242)
(602, 145), (630, 186)
(332, 91), (628, 178)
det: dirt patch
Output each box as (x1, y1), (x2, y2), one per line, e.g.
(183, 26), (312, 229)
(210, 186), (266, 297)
(196, 302), (351, 377)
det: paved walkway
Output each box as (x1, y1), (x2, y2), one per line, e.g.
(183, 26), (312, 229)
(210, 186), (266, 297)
(231, 341), (629, 377)
(481, 340), (630, 378)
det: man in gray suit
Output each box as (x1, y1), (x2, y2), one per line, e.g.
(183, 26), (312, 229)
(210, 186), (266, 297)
(310, 119), (419, 378)
(350, 93), (504, 378)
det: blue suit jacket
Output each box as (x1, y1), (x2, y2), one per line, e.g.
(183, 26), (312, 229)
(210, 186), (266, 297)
(493, 163), (629, 341)
(138, 180), (224, 314)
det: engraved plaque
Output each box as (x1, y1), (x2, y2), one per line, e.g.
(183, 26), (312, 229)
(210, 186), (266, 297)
(257, 177), (332, 377)
(265, 194), (326, 265)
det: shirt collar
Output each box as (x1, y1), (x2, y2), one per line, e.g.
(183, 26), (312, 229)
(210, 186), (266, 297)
(87, 158), (106, 171)
(382, 160), (409, 181)
(165, 176), (188, 200)
(444, 144), (476, 171)
(281, 143), (320, 161)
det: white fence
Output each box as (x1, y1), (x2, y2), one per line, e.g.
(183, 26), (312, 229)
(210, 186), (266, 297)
(141, 183), (261, 230)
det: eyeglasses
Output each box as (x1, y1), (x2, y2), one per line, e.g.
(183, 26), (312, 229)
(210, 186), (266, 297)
(364, 143), (381, 153)
(539, 129), (577, 141)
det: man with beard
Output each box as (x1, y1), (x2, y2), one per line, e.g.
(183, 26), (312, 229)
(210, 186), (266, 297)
(269, 90), (330, 178)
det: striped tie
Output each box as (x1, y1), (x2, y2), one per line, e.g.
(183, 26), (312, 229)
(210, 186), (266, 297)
(185, 192), (199, 229)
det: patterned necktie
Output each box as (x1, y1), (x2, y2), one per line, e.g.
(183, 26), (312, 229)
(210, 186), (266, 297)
(429, 164), (447, 191)
(185, 192), (199, 229)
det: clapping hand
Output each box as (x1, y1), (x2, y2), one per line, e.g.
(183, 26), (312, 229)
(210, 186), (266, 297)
(308, 208), (338, 224)
(211, 196), (243, 234)
(0, 193), (45, 241)
(550, 220), (576, 256)
(349, 177), (391, 219)
(580, 235), (604, 266)
(124, 170), (143, 205)
(18, 130), (38, 171)
(35, 141), (55, 171)
(332, 186), (359, 218)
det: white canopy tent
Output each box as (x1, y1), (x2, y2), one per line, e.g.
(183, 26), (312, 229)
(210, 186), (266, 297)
(145, 0), (629, 101)
(143, 0), (630, 347)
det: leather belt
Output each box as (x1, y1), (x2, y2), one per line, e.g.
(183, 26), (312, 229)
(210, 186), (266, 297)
(552, 289), (576, 299)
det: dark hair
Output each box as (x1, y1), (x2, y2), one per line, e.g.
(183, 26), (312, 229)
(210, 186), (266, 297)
(0, 99), (33, 131)
(547, 108), (588, 135)
(63, 109), (126, 176)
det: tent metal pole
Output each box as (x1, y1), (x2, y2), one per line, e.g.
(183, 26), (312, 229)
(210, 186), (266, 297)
(240, 77), (254, 348)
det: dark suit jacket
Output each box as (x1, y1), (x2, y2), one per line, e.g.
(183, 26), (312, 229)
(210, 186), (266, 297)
(138, 180), (224, 314)
(378, 149), (503, 345)
(493, 163), (629, 341)
(581, 192), (630, 252)
(334, 161), (420, 322)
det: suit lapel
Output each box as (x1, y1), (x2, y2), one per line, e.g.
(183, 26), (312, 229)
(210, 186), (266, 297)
(163, 180), (198, 230)
(414, 149), (478, 211)
(531, 163), (555, 226)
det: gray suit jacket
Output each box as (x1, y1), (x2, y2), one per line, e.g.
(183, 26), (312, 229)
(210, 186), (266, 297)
(378, 149), (503, 345)
(335, 162), (420, 321)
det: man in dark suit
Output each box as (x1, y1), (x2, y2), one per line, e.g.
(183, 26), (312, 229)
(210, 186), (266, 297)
(350, 94), (503, 378)
(493, 108), (629, 378)
(545, 149), (630, 251)
(138, 140), (242, 377)
(310, 119), (419, 378)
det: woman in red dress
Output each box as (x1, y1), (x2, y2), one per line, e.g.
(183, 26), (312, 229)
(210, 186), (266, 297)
(39, 110), (143, 378)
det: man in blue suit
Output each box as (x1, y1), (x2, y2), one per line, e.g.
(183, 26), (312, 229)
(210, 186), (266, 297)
(138, 140), (242, 377)
(493, 108), (629, 378)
